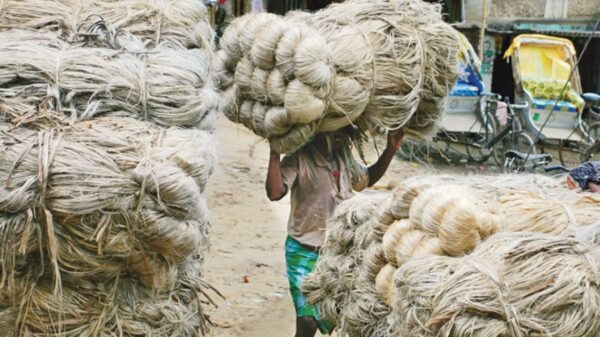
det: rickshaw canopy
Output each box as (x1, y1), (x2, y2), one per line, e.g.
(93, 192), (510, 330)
(504, 34), (581, 93)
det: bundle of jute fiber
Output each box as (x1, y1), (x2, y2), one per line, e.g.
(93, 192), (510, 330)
(0, 0), (214, 49)
(303, 191), (390, 328)
(303, 176), (463, 337)
(0, 30), (219, 130)
(303, 173), (599, 337)
(0, 259), (216, 337)
(0, 117), (216, 287)
(392, 232), (600, 337)
(0, 116), (219, 335)
(216, 0), (459, 153)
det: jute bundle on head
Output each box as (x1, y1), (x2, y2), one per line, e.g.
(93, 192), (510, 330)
(217, 0), (459, 153)
(0, 31), (219, 130)
(0, 0), (214, 49)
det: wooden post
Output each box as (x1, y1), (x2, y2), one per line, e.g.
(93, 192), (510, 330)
(478, 0), (489, 61)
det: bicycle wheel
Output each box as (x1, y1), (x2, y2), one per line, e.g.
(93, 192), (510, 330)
(501, 132), (536, 174)
(505, 132), (536, 155)
(465, 111), (497, 164)
(559, 139), (585, 168)
(588, 122), (600, 141)
(582, 140), (600, 162)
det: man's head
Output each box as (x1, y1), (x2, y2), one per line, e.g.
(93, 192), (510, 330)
(313, 126), (354, 154)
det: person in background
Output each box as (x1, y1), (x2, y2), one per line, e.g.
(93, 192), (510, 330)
(266, 128), (405, 337)
(566, 161), (600, 192)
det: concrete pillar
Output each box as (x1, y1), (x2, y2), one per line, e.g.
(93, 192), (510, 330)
(544, 0), (569, 18)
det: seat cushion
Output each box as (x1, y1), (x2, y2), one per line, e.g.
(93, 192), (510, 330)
(450, 83), (479, 97)
(531, 98), (578, 113)
(523, 79), (584, 111)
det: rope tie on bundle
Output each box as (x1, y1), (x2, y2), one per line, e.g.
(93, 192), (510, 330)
(135, 129), (166, 212)
(140, 57), (150, 122)
(52, 49), (65, 111)
(36, 129), (63, 296)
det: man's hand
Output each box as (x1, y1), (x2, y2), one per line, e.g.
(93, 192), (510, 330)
(266, 145), (287, 201)
(386, 129), (405, 151)
(367, 128), (405, 187)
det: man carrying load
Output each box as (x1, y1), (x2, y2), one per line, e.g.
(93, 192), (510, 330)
(266, 128), (405, 337)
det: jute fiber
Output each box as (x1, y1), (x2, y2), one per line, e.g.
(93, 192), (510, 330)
(303, 173), (600, 337)
(0, 4), (220, 333)
(0, 0), (214, 49)
(0, 30), (219, 130)
(0, 116), (218, 336)
(216, 0), (460, 153)
(392, 232), (600, 337)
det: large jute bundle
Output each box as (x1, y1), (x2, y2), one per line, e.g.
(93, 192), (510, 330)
(0, 117), (216, 286)
(303, 173), (600, 337)
(1, 3), (219, 334)
(0, 0), (214, 49)
(392, 232), (600, 337)
(0, 30), (218, 130)
(0, 117), (218, 335)
(0, 261), (215, 337)
(216, 0), (459, 153)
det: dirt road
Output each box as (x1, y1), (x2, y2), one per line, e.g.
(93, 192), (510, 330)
(204, 118), (441, 336)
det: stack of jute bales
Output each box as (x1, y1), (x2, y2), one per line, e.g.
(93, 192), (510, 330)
(215, 0), (460, 153)
(303, 174), (600, 337)
(0, 1), (219, 336)
(0, 0), (214, 49)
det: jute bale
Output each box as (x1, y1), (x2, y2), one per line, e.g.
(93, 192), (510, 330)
(0, 118), (216, 284)
(0, 0), (214, 49)
(217, 0), (459, 153)
(0, 31), (219, 130)
(0, 262), (213, 337)
(393, 232), (600, 337)
(304, 173), (600, 337)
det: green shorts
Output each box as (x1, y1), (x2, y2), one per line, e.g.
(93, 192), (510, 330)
(285, 236), (333, 334)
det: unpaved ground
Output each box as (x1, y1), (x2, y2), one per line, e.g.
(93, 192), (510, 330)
(204, 118), (483, 337)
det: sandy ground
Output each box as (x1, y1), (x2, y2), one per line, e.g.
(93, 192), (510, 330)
(204, 118), (482, 337)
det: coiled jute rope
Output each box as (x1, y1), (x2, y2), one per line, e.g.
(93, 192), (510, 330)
(217, 0), (460, 153)
(303, 174), (600, 337)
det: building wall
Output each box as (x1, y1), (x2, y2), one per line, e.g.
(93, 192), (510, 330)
(487, 0), (600, 19)
(567, 0), (600, 19)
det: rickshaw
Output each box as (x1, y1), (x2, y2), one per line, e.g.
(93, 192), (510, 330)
(504, 34), (600, 166)
(436, 31), (507, 164)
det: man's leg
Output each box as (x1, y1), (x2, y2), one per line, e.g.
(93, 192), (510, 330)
(285, 237), (328, 337)
(295, 316), (318, 337)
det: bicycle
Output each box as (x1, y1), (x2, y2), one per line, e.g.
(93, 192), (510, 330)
(557, 93), (600, 166)
(462, 97), (541, 172)
(463, 93), (502, 164)
(503, 150), (552, 173)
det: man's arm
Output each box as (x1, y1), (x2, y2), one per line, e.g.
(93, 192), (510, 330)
(266, 149), (288, 201)
(588, 182), (600, 193)
(367, 129), (404, 186)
